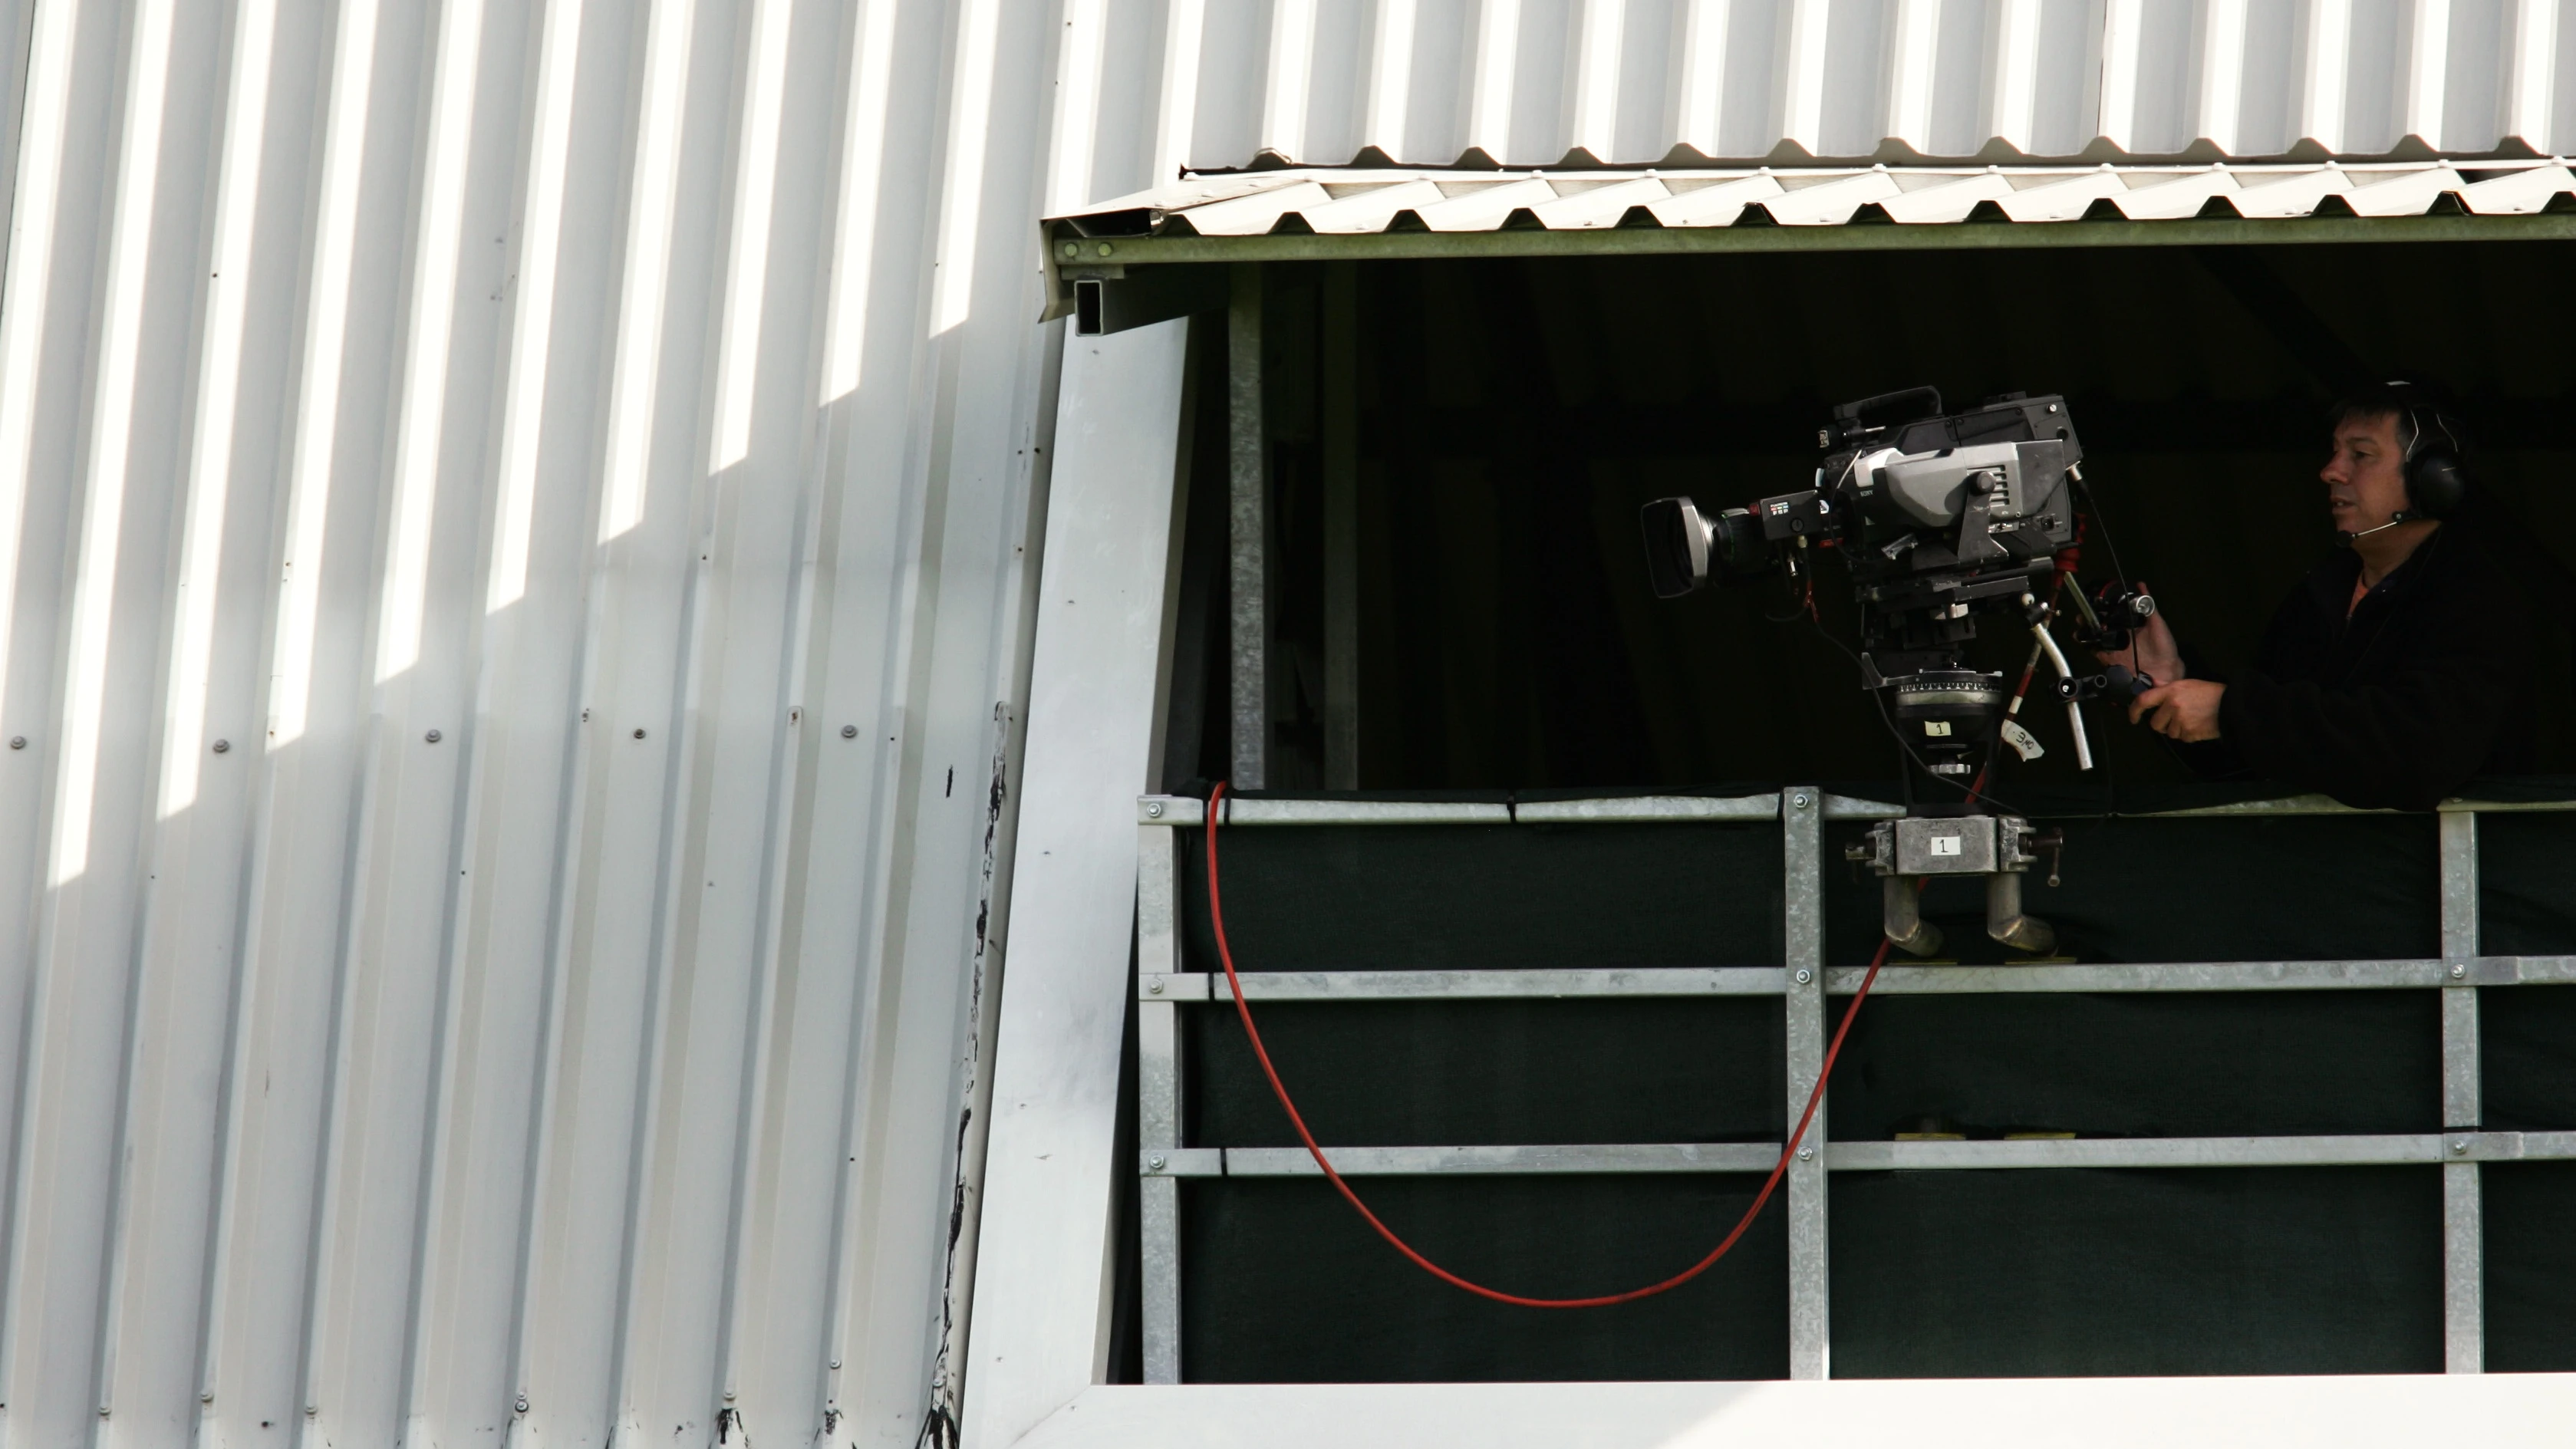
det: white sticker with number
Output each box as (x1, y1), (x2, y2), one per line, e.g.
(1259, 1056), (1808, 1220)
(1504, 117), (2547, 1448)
(2002, 719), (2044, 762)
(1930, 835), (1962, 857)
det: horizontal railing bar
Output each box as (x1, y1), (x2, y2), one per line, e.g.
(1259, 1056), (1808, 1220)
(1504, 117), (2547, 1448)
(1220, 1144), (1787, 1177)
(1141, 1133), (2576, 1179)
(1821, 795), (1904, 821)
(1833, 956), (2576, 993)
(1142, 957), (2576, 1001)
(2493, 957), (2576, 985)
(1146, 968), (1786, 1001)
(1142, 793), (2576, 826)
(1223, 799), (1513, 825)
(1135, 794), (1783, 826)
(1846, 795), (2576, 821)
(2481, 1131), (2576, 1160)
(1513, 794), (1779, 822)
(2437, 797), (2576, 813)
(1833, 960), (2446, 993)
(1832, 1134), (2443, 1171)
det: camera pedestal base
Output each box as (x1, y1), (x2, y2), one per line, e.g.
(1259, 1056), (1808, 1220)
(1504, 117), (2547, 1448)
(1853, 815), (2056, 957)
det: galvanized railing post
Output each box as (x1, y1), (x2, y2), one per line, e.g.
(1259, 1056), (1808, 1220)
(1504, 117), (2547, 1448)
(1781, 787), (1829, 1378)
(1138, 808), (1185, 1382)
(1228, 265), (1267, 788)
(2438, 807), (2482, 1374)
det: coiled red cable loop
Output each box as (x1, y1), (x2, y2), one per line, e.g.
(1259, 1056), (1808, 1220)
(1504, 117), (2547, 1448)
(1203, 780), (1893, 1308)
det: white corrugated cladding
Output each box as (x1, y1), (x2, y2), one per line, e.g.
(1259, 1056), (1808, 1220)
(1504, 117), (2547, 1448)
(1, 5), (2569, 1449)
(0, 0), (1103, 1447)
(1069, 0), (2576, 173)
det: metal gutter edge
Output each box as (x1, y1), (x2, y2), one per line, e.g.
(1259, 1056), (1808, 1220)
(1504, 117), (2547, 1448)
(1069, 211), (2576, 265)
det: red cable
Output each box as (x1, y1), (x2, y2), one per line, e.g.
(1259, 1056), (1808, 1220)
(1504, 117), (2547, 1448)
(1203, 780), (1893, 1309)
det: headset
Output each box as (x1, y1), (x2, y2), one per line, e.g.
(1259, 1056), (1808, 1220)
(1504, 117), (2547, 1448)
(2342, 380), (2469, 542)
(2386, 380), (2469, 522)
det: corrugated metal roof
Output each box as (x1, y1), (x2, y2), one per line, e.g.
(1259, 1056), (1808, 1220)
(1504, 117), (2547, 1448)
(1053, 0), (2576, 183)
(1054, 159), (2576, 238)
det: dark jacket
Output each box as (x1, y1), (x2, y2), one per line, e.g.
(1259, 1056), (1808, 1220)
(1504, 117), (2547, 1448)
(2180, 524), (2535, 810)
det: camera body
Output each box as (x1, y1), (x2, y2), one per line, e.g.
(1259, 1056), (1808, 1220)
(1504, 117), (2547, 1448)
(1642, 389), (2092, 960)
(1642, 388), (2084, 782)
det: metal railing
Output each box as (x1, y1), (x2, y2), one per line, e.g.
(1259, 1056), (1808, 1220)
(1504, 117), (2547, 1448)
(1131, 788), (2576, 1383)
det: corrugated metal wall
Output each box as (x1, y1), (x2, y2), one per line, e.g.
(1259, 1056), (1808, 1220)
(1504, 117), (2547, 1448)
(2, 3), (2568, 1449)
(1060, 0), (2576, 179)
(0, 0), (1072, 1446)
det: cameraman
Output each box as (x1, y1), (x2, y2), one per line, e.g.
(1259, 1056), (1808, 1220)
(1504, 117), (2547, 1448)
(2107, 384), (2534, 810)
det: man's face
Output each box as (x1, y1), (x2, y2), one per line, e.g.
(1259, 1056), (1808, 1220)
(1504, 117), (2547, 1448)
(2321, 410), (2410, 532)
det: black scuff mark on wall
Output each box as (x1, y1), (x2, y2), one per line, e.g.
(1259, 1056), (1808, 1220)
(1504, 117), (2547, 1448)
(914, 702), (1017, 1449)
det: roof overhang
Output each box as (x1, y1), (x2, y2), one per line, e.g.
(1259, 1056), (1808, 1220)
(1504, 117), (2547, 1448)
(1041, 160), (2576, 325)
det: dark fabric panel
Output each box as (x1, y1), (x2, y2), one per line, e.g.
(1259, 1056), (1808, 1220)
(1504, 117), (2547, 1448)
(1186, 997), (1784, 1148)
(1323, 247), (2576, 793)
(2478, 986), (2576, 1131)
(1830, 1167), (2444, 1377)
(1827, 991), (2441, 1140)
(1825, 813), (2440, 966)
(2483, 1161), (2576, 1372)
(1180, 1175), (1787, 1382)
(1182, 820), (1784, 972)
(2479, 810), (2576, 956)
(1166, 795), (2569, 1381)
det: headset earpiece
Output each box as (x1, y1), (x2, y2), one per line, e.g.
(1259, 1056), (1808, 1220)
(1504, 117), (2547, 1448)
(2389, 383), (2469, 522)
(2406, 444), (2469, 520)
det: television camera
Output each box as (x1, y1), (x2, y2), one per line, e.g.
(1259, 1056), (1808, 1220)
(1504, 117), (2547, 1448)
(1642, 388), (2148, 959)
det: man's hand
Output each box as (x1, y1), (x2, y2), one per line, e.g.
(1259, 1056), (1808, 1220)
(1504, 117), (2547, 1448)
(2093, 578), (2185, 683)
(2130, 679), (2225, 742)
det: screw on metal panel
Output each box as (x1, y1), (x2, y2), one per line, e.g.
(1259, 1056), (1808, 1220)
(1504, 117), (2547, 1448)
(1095, 242), (1113, 257)
(7, 736), (21, 749)
(202, 1392), (214, 1404)
(723, 1390), (736, 1401)
(425, 729), (442, 743)
(100, 1408), (110, 1418)
(1794, 968), (1812, 985)
(307, 1405), (318, 1417)
(1791, 792), (1811, 809)
(2453, 1139), (2472, 1155)
(634, 728), (646, 739)
(1148, 980), (1164, 993)
(212, 739), (229, 753)
(1146, 800), (1164, 818)
(842, 724), (857, 738)
(828, 1361), (840, 1371)
(1148, 1154), (1166, 1171)
(516, 1396), (529, 1414)
(1797, 1147), (1814, 1161)
(2450, 963), (2467, 979)
(1061, 243), (1077, 259)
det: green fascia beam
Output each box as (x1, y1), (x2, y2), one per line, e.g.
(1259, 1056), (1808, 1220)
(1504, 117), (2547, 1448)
(1060, 211), (2576, 266)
